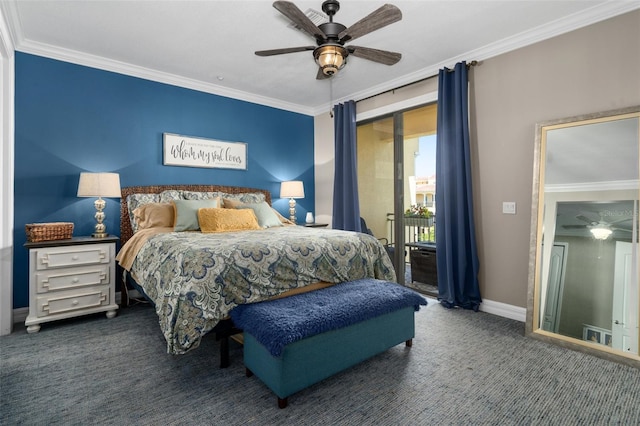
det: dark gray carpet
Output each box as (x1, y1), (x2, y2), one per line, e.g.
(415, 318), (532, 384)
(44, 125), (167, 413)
(2, 300), (639, 425)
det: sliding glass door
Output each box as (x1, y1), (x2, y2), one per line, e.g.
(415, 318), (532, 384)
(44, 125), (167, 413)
(357, 103), (437, 287)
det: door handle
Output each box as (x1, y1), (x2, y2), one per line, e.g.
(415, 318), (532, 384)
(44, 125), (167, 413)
(614, 320), (624, 325)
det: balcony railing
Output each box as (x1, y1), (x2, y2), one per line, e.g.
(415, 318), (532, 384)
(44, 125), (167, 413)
(386, 213), (435, 254)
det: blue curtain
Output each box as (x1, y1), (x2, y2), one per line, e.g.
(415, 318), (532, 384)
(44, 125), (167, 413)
(332, 101), (361, 232)
(435, 62), (482, 311)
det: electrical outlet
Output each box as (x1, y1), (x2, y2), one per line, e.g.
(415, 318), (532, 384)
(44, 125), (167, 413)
(503, 202), (516, 214)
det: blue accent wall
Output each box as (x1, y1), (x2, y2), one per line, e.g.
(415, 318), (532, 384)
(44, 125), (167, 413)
(14, 52), (315, 308)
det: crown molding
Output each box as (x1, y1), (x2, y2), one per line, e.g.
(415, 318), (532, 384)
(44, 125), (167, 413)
(311, 1), (640, 116)
(4, 1), (638, 117)
(15, 38), (316, 116)
(545, 180), (639, 193)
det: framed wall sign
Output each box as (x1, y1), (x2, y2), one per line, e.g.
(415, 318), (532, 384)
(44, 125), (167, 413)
(163, 133), (247, 170)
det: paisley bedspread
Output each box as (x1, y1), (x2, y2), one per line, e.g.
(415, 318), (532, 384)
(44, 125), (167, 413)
(123, 226), (396, 354)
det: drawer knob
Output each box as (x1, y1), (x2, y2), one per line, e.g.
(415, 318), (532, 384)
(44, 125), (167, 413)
(72, 255), (80, 261)
(71, 299), (79, 306)
(72, 277), (80, 283)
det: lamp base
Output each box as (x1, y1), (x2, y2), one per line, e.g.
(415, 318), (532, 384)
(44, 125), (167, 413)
(92, 197), (108, 238)
(288, 198), (297, 224)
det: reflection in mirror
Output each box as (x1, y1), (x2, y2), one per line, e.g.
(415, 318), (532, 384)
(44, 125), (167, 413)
(527, 106), (640, 368)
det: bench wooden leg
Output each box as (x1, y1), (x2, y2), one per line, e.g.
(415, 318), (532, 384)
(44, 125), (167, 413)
(220, 337), (230, 368)
(278, 397), (288, 409)
(405, 338), (413, 347)
(215, 319), (242, 368)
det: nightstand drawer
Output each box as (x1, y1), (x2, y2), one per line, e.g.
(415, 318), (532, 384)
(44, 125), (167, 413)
(35, 244), (111, 270)
(35, 266), (110, 293)
(35, 288), (111, 317)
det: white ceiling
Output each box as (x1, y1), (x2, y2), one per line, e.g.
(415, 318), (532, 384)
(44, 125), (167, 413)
(545, 116), (639, 186)
(2, 1), (638, 115)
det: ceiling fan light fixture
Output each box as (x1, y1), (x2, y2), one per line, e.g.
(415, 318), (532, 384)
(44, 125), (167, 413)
(590, 226), (613, 240)
(314, 45), (347, 76)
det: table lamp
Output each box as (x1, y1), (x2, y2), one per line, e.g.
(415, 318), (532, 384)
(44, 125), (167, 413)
(77, 172), (121, 238)
(280, 180), (305, 223)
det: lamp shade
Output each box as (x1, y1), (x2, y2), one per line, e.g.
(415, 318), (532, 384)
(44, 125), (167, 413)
(280, 180), (305, 199)
(590, 226), (612, 240)
(314, 45), (347, 76)
(77, 172), (121, 198)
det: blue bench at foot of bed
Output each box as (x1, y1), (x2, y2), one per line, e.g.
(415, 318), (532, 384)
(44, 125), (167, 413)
(230, 278), (428, 408)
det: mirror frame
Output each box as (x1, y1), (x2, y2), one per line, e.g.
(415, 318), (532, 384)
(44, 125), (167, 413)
(526, 105), (640, 368)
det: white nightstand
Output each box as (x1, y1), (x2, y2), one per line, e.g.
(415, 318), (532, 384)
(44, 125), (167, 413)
(24, 236), (119, 333)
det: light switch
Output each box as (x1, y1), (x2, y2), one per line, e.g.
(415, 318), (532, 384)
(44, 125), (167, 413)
(503, 202), (516, 214)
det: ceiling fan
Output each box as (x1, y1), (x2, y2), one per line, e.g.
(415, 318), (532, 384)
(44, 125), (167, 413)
(562, 213), (633, 240)
(255, 0), (403, 79)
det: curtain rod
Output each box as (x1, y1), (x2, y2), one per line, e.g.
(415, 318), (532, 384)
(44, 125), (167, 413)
(356, 60), (478, 104)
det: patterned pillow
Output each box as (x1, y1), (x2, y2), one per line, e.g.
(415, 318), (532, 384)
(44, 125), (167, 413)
(127, 193), (160, 233)
(181, 190), (224, 200)
(158, 190), (184, 203)
(221, 192), (266, 205)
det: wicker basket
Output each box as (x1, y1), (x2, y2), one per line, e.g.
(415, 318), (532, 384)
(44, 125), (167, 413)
(25, 222), (74, 243)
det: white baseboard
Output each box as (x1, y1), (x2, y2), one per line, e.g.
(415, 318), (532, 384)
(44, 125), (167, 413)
(12, 293), (527, 327)
(480, 299), (526, 322)
(12, 307), (28, 325)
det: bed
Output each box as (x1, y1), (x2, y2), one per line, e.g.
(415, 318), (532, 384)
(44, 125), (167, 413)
(116, 184), (396, 357)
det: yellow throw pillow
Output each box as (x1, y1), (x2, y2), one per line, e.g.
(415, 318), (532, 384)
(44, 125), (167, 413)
(198, 208), (261, 233)
(132, 203), (175, 230)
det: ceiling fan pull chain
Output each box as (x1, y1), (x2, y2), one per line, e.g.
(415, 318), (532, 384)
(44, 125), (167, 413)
(329, 78), (334, 118)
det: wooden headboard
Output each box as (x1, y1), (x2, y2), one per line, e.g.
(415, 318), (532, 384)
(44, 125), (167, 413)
(120, 184), (272, 245)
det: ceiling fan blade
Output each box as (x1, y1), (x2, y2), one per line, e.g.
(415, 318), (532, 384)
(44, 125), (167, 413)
(273, 1), (327, 41)
(612, 227), (632, 233)
(576, 215), (597, 225)
(347, 46), (401, 65)
(609, 217), (633, 226)
(562, 225), (587, 229)
(339, 4), (402, 43)
(255, 46), (315, 56)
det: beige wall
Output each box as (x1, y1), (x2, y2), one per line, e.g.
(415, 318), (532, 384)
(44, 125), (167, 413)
(472, 10), (639, 307)
(314, 10), (640, 308)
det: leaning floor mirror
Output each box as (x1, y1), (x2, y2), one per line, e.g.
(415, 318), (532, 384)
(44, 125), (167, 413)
(526, 105), (640, 368)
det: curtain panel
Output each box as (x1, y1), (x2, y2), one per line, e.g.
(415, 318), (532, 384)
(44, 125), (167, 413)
(435, 62), (482, 311)
(332, 101), (361, 232)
